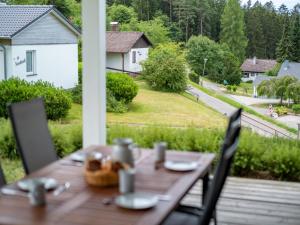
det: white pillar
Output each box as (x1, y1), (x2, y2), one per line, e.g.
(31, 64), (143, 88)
(82, 0), (106, 147)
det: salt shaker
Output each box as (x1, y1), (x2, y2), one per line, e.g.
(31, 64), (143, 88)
(28, 179), (46, 206)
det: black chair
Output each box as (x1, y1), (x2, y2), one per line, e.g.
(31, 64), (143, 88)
(163, 109), (242, 225)
(0, 163), (6, 188)
(8, 98), (57, 174)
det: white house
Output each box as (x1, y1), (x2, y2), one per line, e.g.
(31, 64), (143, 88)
(0, 5), (80, 89)
(241, 57), (277, 82)
(106, 23), (152, 74)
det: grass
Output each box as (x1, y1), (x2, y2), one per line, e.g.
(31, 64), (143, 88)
(189, 81), (298, 134)
(62, 81), (226, 129)
(227, 82), (253, 96)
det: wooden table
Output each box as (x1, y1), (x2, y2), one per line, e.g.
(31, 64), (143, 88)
(0, 146), (215, 225)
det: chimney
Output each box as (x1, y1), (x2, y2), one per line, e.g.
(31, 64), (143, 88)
(110, 22), (119, 32)
(253, 56), (257, 65)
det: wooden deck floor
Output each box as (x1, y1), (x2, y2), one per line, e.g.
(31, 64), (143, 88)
(182, 177), (300, 225)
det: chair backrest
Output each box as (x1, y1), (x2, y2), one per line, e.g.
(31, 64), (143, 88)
(0, 163), (6, 188)
(199, 109), (242, 225)
(221, 108), (242, 156)
(8, 98), (57, 174)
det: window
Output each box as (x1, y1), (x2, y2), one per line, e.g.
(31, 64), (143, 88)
(26, 50), (36, 74)
(132, 51), (136, 64)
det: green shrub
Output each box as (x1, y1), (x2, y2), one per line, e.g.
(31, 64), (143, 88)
(142, 43), (187, 92)
(292, 104), (300, 114)
(246, 80), (253, 84)
(226, 85), (232, 92)
(50, 125), (74, 158)
(107, 89), (128, 113)
(232, 85), (237, 92)
(107, 72), (138, 104)
(0, 120), (76, 159)
(274, 106), (288, 116)
(70, 84), (82, 104)
(107, 125), (300, 181)
(0, 78), (72, 120)
(189, 71), (199, 84)
(78, 62), (83, 84)
(0, 119), (17, 159)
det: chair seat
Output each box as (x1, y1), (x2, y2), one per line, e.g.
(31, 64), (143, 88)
(162, 205), (204, 225)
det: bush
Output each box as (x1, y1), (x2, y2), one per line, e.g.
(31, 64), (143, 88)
(142, 43), (187, 92)
(107, 72), (138, 104)
(274, 106), (288, 116)
(0, 78), (72, 120)
(186, 36), (241, 85)
(226, 85), (232, 92)
(70, 84), (82, 104)
(189, 71), (199, 83)
(107, 89), (128, 113)
(246, 80), (253, 84)
(292, 104), (300, 114)
(0, 120), (75, 159)
(107, 125), (300, 181)
(232, 85), (237, 92)
(78, 62), (83, 84)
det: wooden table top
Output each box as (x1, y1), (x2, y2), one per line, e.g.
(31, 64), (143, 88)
(0, 146), (215, 225)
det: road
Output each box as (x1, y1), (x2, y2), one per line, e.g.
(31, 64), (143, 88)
(186, 85), (297, 139)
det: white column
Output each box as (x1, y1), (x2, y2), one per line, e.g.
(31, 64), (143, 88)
(82, 0), (106, 147)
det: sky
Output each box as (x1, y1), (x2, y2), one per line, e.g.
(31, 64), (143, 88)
(241, 0), (299, 9)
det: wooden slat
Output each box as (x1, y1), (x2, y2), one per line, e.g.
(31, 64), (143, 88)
(0, 146), (215, 225)
(182, 177), (300, 225)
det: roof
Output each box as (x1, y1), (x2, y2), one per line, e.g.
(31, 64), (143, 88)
(253, 75), (273, 86)
(278, 61), (300, 80)
(0, 5), (80, 38)
(241, 58), (277, 73)
(106, 31), (152, 53)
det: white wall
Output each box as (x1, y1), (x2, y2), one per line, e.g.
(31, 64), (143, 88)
(128, 48), (149, 72)
(106, 53), (123, 71)
(9, 44), (78, 89)
(106, 48), (149, 73)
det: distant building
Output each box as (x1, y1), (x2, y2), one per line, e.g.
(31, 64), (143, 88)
(278, 60), (300, 80)
(106, 22), (152, 73)
(0, 5), (80, 89)
(241, 57), (277, 82)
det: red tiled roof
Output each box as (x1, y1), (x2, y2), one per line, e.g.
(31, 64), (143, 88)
(106, 31), (151, 53)
(241, 59), (277, 73)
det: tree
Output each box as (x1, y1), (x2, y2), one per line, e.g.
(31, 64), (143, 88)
(121, 17), (171, 46)
(258, 76), (298, 104)
(186, 35), (241, 85)
(276, 16), (293, 62)
(131, 0), (160, 21)
(142, 43), (187, 92)
(108, 4), (137, 24)
(245, 2), (266, 58)
(220, 0), (248, 62)
(290, 14), (300, 62)
(288, 81), (300, 104)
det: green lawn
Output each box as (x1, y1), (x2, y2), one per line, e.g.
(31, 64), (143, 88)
(64, 82), (226, 128)
(224, 82), (253, 96)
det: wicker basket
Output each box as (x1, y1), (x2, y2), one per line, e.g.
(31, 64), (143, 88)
(84, 169), (119, 187)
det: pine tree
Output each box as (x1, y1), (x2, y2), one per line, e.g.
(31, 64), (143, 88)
(245, 2), (266, 58)
(290, 15), (300, 62)
(276, 16), (293, 62)
(220, 0), (248, 62)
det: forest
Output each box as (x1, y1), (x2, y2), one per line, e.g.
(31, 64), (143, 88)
(2, 0), (300, 62)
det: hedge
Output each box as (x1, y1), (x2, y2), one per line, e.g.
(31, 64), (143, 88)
(0, 78), (72, 120)
(0, 121), (299, 181)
